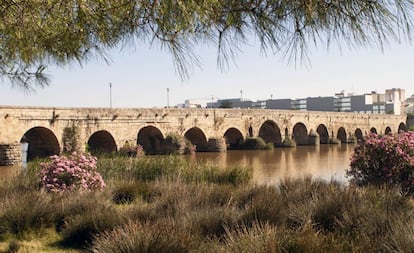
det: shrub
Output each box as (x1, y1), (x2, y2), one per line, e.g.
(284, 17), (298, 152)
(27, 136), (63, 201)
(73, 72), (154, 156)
(60, 204), (124, 248)
(0, 191), (55, 238)
(39, 152), (105, 192)
(282, 136), (296, 147)
(184, 166), (252, 185)
(119, 144), (145, 157)
(112, 182), (153, 204)
(7, 239), (21, 253)
(164, 134), (195, 154)
(329, 138), (341, 144)
(347, 132), (414, 193)
(243, 137), (266, 150)
(91, 222), (191, 253)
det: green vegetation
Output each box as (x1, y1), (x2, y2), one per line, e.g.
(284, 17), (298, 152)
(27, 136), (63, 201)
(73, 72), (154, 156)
(329, 138), (341, 144)
(2, 1), (413, 89)
(282, 136), (297, 147)
(1, 154), (414, 252)
(242, 137), (267, 150)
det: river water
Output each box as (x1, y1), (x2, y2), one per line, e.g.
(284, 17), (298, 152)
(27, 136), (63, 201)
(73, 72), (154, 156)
(186, 144), (355, 185)
(0, 144), (355, 184)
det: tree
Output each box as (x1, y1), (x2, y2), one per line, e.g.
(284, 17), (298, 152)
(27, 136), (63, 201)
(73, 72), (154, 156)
(1, 0), (413, 90)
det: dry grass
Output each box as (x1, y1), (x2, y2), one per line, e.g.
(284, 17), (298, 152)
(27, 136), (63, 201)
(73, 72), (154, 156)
(1, 157), (413, 252)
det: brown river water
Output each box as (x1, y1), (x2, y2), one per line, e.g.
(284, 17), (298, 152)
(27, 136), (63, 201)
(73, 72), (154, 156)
(0, 144), (355, 185)
(186, 144), (355, 185)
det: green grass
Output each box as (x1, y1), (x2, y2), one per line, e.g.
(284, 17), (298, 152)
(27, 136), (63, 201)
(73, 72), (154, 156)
(2, 156), (414, 252)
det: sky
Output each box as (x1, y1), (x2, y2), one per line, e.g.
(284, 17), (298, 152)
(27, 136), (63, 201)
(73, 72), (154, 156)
(1, 39), (413, 108)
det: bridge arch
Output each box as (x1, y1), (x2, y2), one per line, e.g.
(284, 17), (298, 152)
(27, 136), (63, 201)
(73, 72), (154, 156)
(223, 128), (244, 149)
(316, 124), (329, 144)
(398, 122), (407, 132)
(258, 120), (282, 146)
(337, 127), (347, 143)
(137, 126), (164, 154)
(370, 127), (378, 134)
(385, 126), (392, 135)
(21, 127), (60, 161)
(355, 128), (363, 141)
(185, 127), (208, 152)
(292, 122), (308, 146)
(87, 130), (117, 154)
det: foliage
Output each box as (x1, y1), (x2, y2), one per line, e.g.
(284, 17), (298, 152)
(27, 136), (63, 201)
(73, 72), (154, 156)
(243, 137), (267, 150)
(282, 136), (296, 147)
(164, 133), (195, 155)
(60, 204), (124, 248)
(329, 138), (341, 144)
(91, 222), (191, 253)
(347, 132), (414, 194)
(118, 144), (145, 158)
(40, 152), (105, 193)
(62, 125), (81, 153)
(2, 1), (414, 89)
(0, 191), (55, 238)
(111, 182), (152, 204)
(7, 239), (20, 253)
(3, 161), (414, 252)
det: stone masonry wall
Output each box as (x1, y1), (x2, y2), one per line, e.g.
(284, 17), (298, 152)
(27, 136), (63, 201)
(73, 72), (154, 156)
(0, 143), (21, 166)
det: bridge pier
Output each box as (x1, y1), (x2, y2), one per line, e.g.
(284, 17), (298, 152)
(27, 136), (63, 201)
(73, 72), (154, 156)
(0, 143), (21, 166)
(308, 130), (320, 146)
(0, 106), (407, 165)
(207, 138), (227, 152)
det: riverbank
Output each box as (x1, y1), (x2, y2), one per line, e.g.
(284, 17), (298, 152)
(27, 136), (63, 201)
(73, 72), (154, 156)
(0, 156), (413, 252)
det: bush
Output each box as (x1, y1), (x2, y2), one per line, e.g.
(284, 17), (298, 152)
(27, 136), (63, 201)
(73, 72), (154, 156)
(119, 144), (145, 157)
(243, 137), (266, 150)
(347, 132), (414, 194)
(7, 239), (21, 253)
(164, 134), (195, 154)
(282, 136), (296, 147)
(329, 138), (341, 144)
(0, 191), (55, 238)
(112, 182), (153, 204)
(91, 222), (191, 253)
(40, 152), (105, 192)
(60, 204), (124, 248)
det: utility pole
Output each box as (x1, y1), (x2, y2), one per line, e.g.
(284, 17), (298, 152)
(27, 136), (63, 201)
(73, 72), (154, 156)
(109, 82), (112, 108)
(167, 88), (170, 108)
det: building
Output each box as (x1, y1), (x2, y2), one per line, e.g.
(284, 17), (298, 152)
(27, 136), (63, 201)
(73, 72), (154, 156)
(405, 94), (414, 114)
(200, 88), (406, 115)
(206, 98), (253, 108)
(176, 100), (202, 108)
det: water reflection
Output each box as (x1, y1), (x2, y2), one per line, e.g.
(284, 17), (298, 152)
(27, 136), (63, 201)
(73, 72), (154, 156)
(0, 145), (355, 184)
(188, 144), (355, 185)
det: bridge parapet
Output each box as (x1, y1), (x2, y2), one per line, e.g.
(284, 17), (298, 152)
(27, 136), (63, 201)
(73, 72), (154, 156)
(0, 106), (408, 165)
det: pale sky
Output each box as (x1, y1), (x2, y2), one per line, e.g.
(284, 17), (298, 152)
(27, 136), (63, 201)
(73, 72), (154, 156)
(1, 39), (413, 108)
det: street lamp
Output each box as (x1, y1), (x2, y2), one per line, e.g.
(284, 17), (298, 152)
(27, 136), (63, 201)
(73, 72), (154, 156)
(240, 90), (243, 101)
(109, 82), (112, 109)
(167, 88), (170, 108)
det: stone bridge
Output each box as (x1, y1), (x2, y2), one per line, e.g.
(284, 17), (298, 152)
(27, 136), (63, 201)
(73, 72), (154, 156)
(0, 106), (408, 165)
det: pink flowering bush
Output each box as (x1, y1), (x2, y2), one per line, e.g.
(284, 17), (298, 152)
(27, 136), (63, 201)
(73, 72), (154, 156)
(40, 152), (106, 193)
(347, 131), (414, 194)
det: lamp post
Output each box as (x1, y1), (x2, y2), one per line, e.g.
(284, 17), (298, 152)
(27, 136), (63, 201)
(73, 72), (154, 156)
(109, 82), (112, 109)
(240, 90), (243, 101)
(167, 88), (170, 108)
